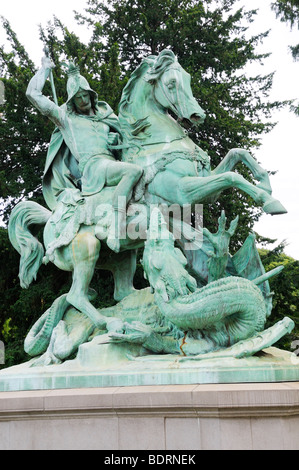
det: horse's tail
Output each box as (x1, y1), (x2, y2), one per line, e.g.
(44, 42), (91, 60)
(8, 201), (51, 289)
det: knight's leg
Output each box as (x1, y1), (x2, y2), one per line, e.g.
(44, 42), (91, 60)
(106, 162), (143, 252)
(66, 232), (107, 329)
(106, 162), (143, 204)
(213, 148), (272, 194)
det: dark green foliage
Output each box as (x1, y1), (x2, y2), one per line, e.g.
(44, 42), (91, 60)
(260, 243), (299, 351)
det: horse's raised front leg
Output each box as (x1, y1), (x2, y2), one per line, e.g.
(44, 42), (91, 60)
(66, 232), (108, 329)
(212, 148), (272, 195)
(177, 172), (287, 215)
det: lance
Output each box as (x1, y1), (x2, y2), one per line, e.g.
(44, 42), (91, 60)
(253, 265), (284, 286)
(43, 46), (58, 106)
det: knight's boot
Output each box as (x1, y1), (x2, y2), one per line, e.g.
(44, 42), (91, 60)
(107, 229), (121, 253)
(95, 206), (113, 241)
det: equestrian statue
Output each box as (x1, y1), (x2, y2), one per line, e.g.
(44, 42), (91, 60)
(7, 48), (294, 368)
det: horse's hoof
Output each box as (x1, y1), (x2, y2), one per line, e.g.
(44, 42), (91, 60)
(263, 198), (287, 215)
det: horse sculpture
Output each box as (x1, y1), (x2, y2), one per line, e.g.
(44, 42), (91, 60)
(118, 49), (285, 213)
(8, 49), (289, 363)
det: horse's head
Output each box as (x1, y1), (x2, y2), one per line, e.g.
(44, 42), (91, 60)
(144, 50), (206, 128)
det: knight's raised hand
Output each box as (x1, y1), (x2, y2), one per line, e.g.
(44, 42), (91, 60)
(41, 55), (55, 70)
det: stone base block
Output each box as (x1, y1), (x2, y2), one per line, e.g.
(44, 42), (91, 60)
(0, 382), (299, 450)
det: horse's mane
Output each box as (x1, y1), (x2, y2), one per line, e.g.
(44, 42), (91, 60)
(118, 50), (178, 147)
(144, 49), (178, 82)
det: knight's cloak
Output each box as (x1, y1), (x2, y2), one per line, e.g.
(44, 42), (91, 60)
(42, 102), (123, 211)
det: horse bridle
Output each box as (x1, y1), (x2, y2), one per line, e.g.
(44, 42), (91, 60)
(153, 65), (186, 120)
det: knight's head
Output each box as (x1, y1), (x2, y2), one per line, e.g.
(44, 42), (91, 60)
(65, 62), (98, 114)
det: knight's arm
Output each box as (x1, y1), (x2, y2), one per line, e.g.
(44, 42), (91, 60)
(26, 58), (64, 128)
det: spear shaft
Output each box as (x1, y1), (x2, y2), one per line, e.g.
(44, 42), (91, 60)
(43, 46), (58, 106)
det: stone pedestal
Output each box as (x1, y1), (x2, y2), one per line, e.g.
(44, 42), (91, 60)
(0, 382), (299, 450)
(1, 343), (299, 450)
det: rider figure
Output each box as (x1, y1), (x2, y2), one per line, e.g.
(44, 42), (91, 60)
(26, 55), (143, 253)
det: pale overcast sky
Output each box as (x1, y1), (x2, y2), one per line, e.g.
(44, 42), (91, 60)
(0, 0), (298, 259)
